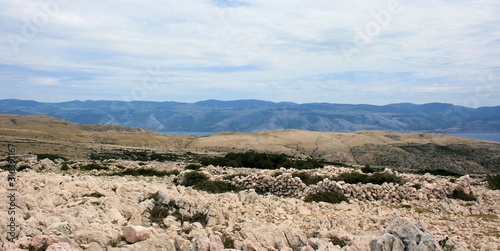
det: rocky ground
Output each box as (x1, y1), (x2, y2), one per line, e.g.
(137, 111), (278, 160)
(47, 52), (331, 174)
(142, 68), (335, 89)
(1, 158), (499, 251)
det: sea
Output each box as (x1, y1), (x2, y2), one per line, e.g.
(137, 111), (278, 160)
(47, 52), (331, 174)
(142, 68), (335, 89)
(449, 133), (500, 143)
(161, 131), (500, 143)
(160, 131), (214, 136)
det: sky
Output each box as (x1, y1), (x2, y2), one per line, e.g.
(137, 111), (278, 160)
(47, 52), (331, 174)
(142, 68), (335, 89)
(0, 0), (499, 107)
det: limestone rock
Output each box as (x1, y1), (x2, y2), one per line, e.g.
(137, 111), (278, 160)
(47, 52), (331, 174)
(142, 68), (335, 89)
(123, 225), (151, 244)
(209, 234), (224, 251)
(46, 242), (73, 251)
(371, 218), (442, 251)
(194, 234), (210, 251)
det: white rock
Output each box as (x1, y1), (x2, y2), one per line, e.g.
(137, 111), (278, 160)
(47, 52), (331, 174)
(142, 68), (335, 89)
(123, 225), (151, 244)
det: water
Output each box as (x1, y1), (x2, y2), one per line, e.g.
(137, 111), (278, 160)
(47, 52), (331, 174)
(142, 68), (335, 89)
(160, 131), (214, 136)
(450, 133), (500, 143)
(160, 131), (500, 142)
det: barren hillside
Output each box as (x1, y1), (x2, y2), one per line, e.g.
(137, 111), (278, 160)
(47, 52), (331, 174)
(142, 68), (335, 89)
(1, 114), (499, 174)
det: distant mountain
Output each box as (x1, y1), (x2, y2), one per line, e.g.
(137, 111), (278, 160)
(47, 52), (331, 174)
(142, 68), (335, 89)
(0, 99), (499, 133)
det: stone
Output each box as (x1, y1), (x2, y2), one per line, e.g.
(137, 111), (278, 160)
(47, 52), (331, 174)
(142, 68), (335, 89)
(374, 218), (442, 251)
(209, 234), (224, 251)
(370, 233), (404, 251)
(123, 225), (151, 244)
(83, 242), (103, 251)
(16, 235), (60, 251)
(46, 242), (72, 251)
(194, 234), (210, 251)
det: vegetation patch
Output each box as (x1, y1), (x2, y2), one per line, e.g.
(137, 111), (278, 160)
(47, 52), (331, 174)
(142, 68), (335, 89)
(305, 191), (347, 204)
(37, 153), (68, 161)
(416, 169), (462, 177)
(185, 163), (202, 170)
(193, 180), (239, 193)
(112, 168), (179, 177)
(80, 162), (108, 171)
(292, 171), (325, 185)
(90, 150), (179, 162)
(333, 171), (404, 185)
(330, 236), (347, 247)
(181, 171), (209, 186)
(200, 151), (323, 169)
(448, 188), (477, 201)
(486, 174), (500, 190)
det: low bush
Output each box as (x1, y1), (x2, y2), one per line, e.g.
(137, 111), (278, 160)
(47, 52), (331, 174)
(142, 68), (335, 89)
(193, 180), (238, 193)
(292, 171), (325, 185)
(361, 165), (375, 173)
(334, 171), (404, 185)
(330, 236), (347, 247)
(200, 151), (323, 169)
(112, 168), (179, 177)
(185, 164), (202, 170)
(448, 188), (477, 201)
(486, 174), (500, 190)
(181, 171), (209, 186)
(16, 164), (31, 171)
(305, 191), (347, 204)
(37, 153), (68, 161)
(80, 162), (108, 171)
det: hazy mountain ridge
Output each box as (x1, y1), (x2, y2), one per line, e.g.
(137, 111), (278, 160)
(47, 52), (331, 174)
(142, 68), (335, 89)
(1, 99), (499, 133)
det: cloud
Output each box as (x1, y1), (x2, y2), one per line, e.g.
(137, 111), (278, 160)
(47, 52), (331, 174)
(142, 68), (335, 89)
(0, 0), (499, 106)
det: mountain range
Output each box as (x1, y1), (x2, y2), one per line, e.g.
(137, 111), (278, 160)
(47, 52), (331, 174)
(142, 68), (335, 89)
(1, 99), (499, 133)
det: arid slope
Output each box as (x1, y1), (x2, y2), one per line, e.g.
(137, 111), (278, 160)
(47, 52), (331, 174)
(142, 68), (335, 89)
(1, 114), (499, 174)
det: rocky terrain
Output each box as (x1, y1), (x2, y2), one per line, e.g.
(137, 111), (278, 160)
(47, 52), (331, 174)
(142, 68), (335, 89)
(1, 114), (500, 174)
(1, 157), (499, 251)
(1, 114), (500, 250)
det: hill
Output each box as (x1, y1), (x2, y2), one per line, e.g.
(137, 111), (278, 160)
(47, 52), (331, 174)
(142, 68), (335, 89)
(1, 99), (499, 133)
(1, 114), (499, 174)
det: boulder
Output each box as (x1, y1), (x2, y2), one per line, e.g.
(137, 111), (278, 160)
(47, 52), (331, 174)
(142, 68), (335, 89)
(370, 233), (404, 251)
(194, 234), (210, 251)
(209, 234), (224, 251)
(123, 225), (151, 244)
(16, 235), (60, 251)
(46, 242), (72, 251)
(370, 218), (442, 251)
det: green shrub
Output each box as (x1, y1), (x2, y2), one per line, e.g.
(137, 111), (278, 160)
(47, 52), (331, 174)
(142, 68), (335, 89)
(448, 188), (477, 201)
(37, 153), (68, 161)
(16, 164), (31, 171)
(200, 151), (323, 170)
(292, 171), (325, 185)
(90, 150), (179, 162)
(185, 164), (202, 170)
(60, 163), (70, 171)
(80, 162), (108, 171)
(193, 180), (238, 193)
(330, 236), (347, 247)
(112, 168), (179, 177)
(486, 174), (500, 190)
(334, 172), (404, 185)
(181, 171), (209, 186)
(361, 165), (375, 173)
(305, 191), (347, 204)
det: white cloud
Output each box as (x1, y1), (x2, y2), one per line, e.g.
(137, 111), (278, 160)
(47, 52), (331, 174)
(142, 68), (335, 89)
(0, 0), (499, 106)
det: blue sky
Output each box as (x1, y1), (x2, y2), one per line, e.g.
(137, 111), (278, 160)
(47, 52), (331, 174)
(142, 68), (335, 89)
(1, 0), (499, 107)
